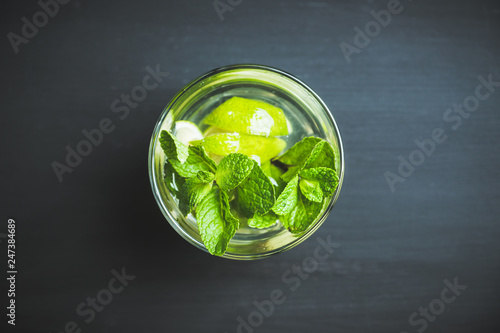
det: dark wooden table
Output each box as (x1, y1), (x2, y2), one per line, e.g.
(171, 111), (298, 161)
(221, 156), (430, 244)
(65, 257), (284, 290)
(1, 0), (499, 332)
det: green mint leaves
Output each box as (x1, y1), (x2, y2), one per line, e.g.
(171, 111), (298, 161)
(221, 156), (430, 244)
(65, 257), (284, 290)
(300, 167), (339, 196)
(299, 178), (323, 203)
(281, 193), (324, 233)
(248, 211), (279, 229)
(216, 153), (254, 191)
(196, 186), (239, 256)
(178, 171), (214, 215)
(161, 130), (216, 178)
(278, 137), (321, 182)
(160, 130), (339, 256)
(170, 145), (217, 178)
(277, 137), (321, 165)
(160, 130), (189, 163)
(237, 160), (275, 217)
(303, 140), (336, 170)
(272, 175), (299, 215)
(272, 138), (339, 234)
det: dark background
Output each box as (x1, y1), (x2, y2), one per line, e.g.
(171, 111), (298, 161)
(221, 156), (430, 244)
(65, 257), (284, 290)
(1, 0), (499, 332)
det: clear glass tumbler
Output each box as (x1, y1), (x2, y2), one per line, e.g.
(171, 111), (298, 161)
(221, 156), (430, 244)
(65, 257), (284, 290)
(148, 64), (344, 260)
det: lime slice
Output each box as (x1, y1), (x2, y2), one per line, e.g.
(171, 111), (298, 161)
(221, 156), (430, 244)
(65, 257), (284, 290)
(203, 126), (229, 137)
(173, 121), (203, 146)
(239, 134), (286, 162)
(202, 97), (289, 137)
(191, 133), (286, 163)
(208, 153), (224, 165)
(192, 133), (241, 156)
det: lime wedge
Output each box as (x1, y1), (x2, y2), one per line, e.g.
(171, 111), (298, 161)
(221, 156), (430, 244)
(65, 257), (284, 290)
(191, 133), (286, 163)
(202, 97), (289, 137)
(173, 121), (203, 146)
(239, 134), (286, 162)
(203, 126), (229, 137)
(192, 133), (241, 156)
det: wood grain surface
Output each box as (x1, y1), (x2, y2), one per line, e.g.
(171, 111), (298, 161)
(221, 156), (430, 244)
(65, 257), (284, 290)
(1, 0), (499, 332)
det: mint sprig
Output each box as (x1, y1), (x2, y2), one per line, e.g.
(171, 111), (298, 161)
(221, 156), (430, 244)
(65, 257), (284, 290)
(216, 153), (254, 191)
(160, 130), (189, 163)
(196, 186), (239, 256)
(272, 137), (339, 234)
(164, 159), (185, 197)
(160, 130), (339, 255)
(299, 167), (339, 196)
(303, 140), (336, 170)
(277, 137), (321, 165)
(299, 178), (323, 203)
(248, 211), (279, 229)
(278, 137), (321, 182)
(170, 145), (217, 178)
(272, 175), (299, 215)
(178, 171), (214, 215)
(237, 160), (275, 217)
(281, 192), (324, 234)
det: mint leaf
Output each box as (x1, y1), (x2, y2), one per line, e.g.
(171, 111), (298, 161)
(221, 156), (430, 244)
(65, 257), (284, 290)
(160, 130), (189, 163)
(170, 145), (217, 178)
(196, 186), (239, 256)
(248, 211), (278, 229)
(277, 137), (321, 165)
(237, 161), (275, 217)
(216, 153), (254, 191)
(299, 167), (339, 196)
(263, 162), (287, 197)
(279, 138), (336, 181)
(303, 141), (335, 170)
(278, 137), (321, 182)
(272, 175), (299, 215)
(299, 178), (323, 203)
(281, 193), (324, 234)
(164, 161), (185, 196)
(280, 165), (301, 183)
(178, 171), (214, 215)
(270, 164), (285, 189)
(196, 170), (215, 183)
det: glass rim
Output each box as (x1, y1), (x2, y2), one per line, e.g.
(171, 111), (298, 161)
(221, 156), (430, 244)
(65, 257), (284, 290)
(148, 63), (345, 260)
